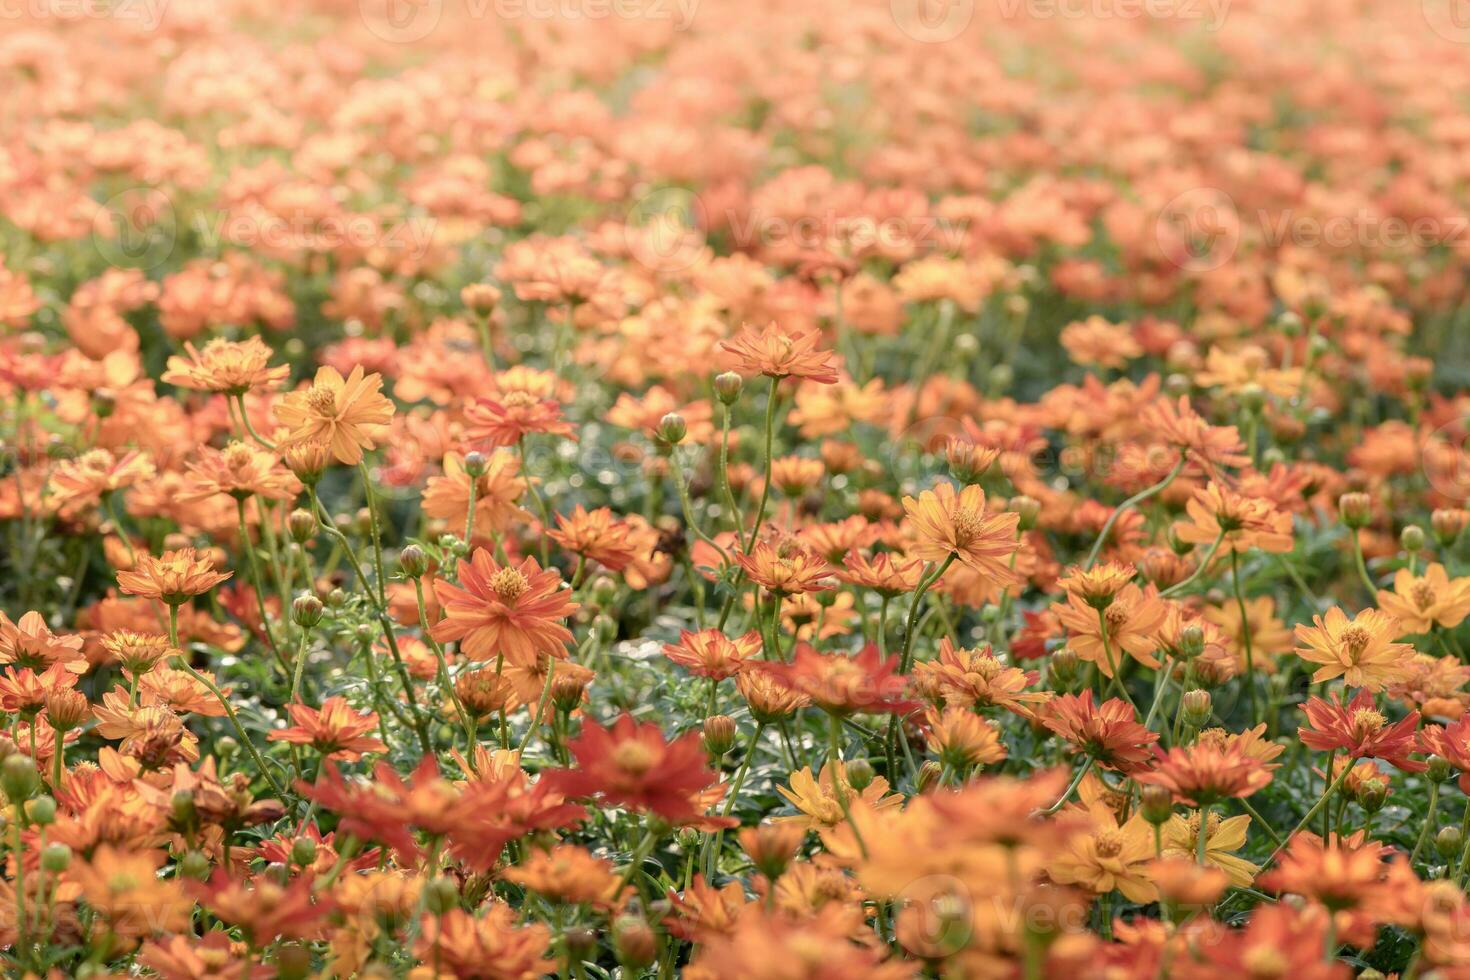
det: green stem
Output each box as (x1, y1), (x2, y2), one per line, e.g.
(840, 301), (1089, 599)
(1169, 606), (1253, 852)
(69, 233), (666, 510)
(1083, 456), (1186, 569)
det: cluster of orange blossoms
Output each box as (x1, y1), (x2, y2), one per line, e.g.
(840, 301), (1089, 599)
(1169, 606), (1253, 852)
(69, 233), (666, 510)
(6, 0), (1470, 977)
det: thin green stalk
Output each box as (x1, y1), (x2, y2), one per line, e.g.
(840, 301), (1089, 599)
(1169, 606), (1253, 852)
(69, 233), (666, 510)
(1083, 456), (1186, 569)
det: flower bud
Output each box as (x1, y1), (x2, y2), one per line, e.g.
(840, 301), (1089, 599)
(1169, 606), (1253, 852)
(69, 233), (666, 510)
(845, 758), (876, 791)
(290, 836), (318, 868)
(424, 877), (460, 915)
(1049, 648), (1079, 686)
(40, 842), (70, 873)
(287, 509), (317, 544)
(1139, 784), (1173, 825)
(1178, 624), (1205, 659)
(291, 594), (324, 629)
(613, 916), (657, 969)
(564, 927), (597, 958)
(702, 715), (736, 756)
(1339, 492), (1372, 530)
(714, 371), (743, 405)
(45, 689), (90, 732)
(676, 826), (701, 850)
(739, 823), (804, 880)
(1428, 755), (1454, 784)
(400, 544), (430, 578)
(1237, 382), (1266, 414)
(179, 850), (211, 880)
(460, 283), (502, 317)
(916, 760), (943, 794)
(1180, 689), (1212, 728)
(463, 451), (489, 478)
(657, 412), (687, 446)
(1011, 495), (1041, 532)
(1401, 525), (1426, 554)
(590, 575), (618, 605)
(1, 755), (39, 802)
(945, 439), (998, 484)
(1356, 781), (1388, 814)
(550, 674), (588, 713)
(1438, 826), (1464, 862)
(1433, 509), (1468, 546)
(26, 795), (55, 826)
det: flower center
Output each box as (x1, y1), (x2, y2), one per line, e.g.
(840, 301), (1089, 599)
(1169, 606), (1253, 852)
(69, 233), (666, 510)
(951, 508), (986, 545)
(1241, 945), (1287, 977)
(1351, 708), (1385, 738)
(611, 741), (658, 775)
(1094, 831), (1124, 858)
(305, 384), (337, 415)
(489, 568), (529, 603)
(1340, 625), (1372, 656)
(1413, 581), (1438, 610)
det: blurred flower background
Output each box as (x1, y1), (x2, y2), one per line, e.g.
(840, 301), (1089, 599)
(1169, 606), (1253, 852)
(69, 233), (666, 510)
(3, 0), (1470, 976)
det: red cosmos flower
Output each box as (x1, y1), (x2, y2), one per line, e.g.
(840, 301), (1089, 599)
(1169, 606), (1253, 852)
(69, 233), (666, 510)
(464, 392), (576, 448)
(1298, 688), (1425, 773)
(541, 714), (721, 822)
(1039, 690), (1159, 772)
(1421, 716), (1470, 791)
(266, 696), (386, 761)
(760, 643), (916, 716)
(302, 756), (474, 863)
(431, 551), (578, 666)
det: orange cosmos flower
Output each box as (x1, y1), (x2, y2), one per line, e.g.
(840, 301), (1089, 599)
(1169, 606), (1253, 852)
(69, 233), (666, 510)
(273, 364), (394, 465)
(161, 336), (288, 395)
(549, 505), (646, 572)
(413, 906), (555, 980)
(911, 638), (1050, 714)
(1172, 482), (1294, 555)
(464, 392), (575, 448)
(1293, 606), (1415, 691)
(542, 713), (720, 822)
(430, 551), (577, 666)
(736, 670), (811, 722)
(1049, 802), (1157, 902)
(1050, 582), (1168, 678)
(1258, 830), (1391, 914)
(1298, 689), (1424, 773)
(1377, 563), (1470, 635)
(735, 540), (834, 596)
(1421, 716), (1470, 792)
(502, 843), (628, 910)
(662, 629), (764, 680)
(836, 551), (925, 597)
(267, 696), (386, 761)
(775, 761), (903, 830)
(924, 707), (1007, 770)
(1136, 741), (1273, 806)
(760, 643), (914, 716)
(49, 449), (156, 515)
(180, 441), (300, 502)
(70, 846), (193, 942)
(718, 323), (841, 383)
(1040, 691), (1159, 772)
(901, 481), (1020, 581)
(117, 548), (232, 605)
(422, 450), (528, 537)
(1058, 562), (1138, 608)
(0, 611), (86, 674)
(1140, 396), (1251, 474)
(1171, 903), (1344, 980)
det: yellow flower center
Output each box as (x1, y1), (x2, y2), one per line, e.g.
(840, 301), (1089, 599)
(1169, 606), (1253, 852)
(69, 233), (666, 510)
(1340, 625), (1372, 656)
(224, 442), (254, 469)
(1413, 581), (1438, 610)
(1351, 708), (1386, 738)
(1094, 831), (1124, 858)
(1241, 945), (1287, 977)
(502, 390), (537, 408)
(489, 568), (529, 603)
(611, 741), (658, 775)
(305, 384), (337, 416)
(951, 508), (986, 545)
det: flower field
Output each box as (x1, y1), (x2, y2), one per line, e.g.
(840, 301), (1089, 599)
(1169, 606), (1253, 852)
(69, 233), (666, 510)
(7, 0), (1470, 975)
